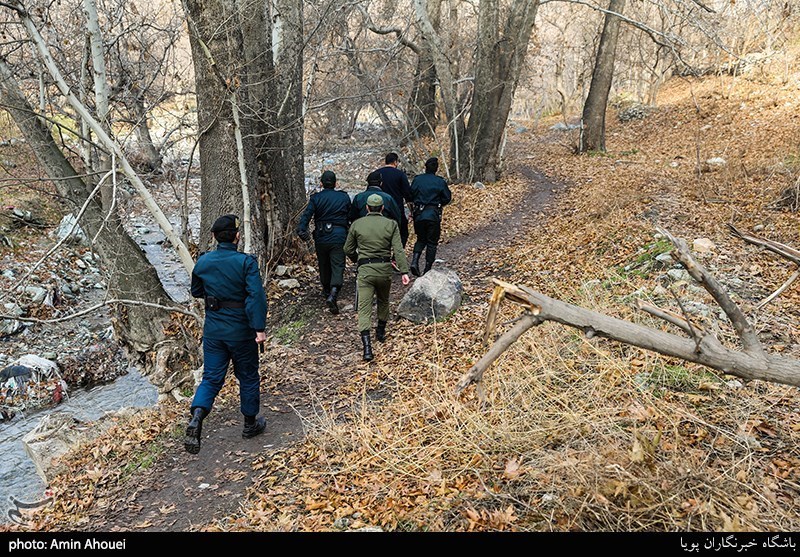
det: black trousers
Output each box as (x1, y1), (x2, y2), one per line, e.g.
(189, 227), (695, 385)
(399, 213), (410, 248)
(412, 219), (441, 267)
(315, 242), (346, 289)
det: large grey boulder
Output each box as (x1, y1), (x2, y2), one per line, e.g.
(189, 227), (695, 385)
(397, 268), (463, 324)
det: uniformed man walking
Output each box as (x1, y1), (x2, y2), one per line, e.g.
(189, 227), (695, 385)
(376, 152), (413, 248)
(184, 214), (268, 454)
(350, 170), (402, 226)
(344, 194), (410, 361)
(296, 170), (352, 314)
(410, 157), (452, 276)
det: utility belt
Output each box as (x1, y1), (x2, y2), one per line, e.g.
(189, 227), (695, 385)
(316, 221), (347, 235)
(357, 257), (392, 266)
(205, 296), (245, 311)
(413, 202), (442, 218)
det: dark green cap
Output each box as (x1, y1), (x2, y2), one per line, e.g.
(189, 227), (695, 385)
(366, 193), (384, 207)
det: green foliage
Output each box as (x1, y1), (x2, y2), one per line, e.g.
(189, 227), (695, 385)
(120, 431), (172, 481)
(611, 237), (674, 282)
(637, 363), (723, 395)
(273, 303), (315, 345)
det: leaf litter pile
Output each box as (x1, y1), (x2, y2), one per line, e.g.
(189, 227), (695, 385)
(16, 70), (800, 532)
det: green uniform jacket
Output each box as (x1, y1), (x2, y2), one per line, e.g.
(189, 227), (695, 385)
(343, 213), (409, 274)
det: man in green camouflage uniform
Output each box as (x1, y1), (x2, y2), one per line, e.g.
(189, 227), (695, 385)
(343, 194), (410, 361)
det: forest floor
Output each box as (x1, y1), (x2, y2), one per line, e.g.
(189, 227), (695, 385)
(3, 70), (800, 532)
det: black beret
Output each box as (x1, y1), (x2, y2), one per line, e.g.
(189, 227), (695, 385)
(366, 170), (382, 186)
(321, 170), (336, 186)
(211, 214), (240, 232)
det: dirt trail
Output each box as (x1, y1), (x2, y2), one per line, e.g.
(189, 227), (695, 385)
(78, 161), (565, 532)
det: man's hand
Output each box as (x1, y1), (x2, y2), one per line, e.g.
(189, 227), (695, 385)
(298, 230), (310, 242)
(255, 331), (267, 344)
(401, 273), (410, 286)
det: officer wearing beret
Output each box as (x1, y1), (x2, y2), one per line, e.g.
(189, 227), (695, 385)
(297, 170), (352, 314)
(410, 157), (452, 276)
(184, 214), (268, 454)
(350, 170), (402, 226)
(343, 194), (410, 361)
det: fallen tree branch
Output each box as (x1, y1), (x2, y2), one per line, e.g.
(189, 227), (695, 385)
(728, 223), (800, 266)
(658, 227), (764, 357)
(457, 229), (800, 399)
(0, 298), (199, 324)
(636, 299), (694, 335)
(454, 312), (541, 398)
(728, 223), (800, 308)
(757, 269), (800, 310)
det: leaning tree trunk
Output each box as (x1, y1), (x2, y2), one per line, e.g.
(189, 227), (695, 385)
(579, 0), (626, 153)
(0, 59), (199, 398)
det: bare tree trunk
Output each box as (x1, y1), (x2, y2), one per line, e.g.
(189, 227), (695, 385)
(413, 0), (465, 178)
(407, 52), (438, 139)
(183, 0), (304, 269)
(406, 0), (440, 139)
(464, 0), (538, 183)
(579, 0), (626, 153)
(260, 0), (307, 267)
(83, 0), (109, 125)
(182, 0), (246, 254)
(0, 59), (198, 398)
(131, 89), (163, 172)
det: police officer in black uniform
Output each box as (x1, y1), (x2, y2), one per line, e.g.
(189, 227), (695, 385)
(410, 157), (452, 276)
(184, 214), (268, 455)
(376, 152), (413, 248)
(296, 170), (352, 314)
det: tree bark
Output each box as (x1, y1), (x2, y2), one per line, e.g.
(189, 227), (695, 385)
(464, 0), (538, 183)
(579, 0), (626, 153)
(413, 0), (465, 178)
(406, 0), (440, 139)
(262, 0), (307, 267)
(183, 0), (305, 269)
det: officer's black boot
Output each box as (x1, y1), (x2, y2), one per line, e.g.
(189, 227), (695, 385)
(326, 286), (340, 315)
(361, 330), (374, 361)
(423, 247), (437, 275)
(242, 415), (266, 439)
(376, 320), (387, 342)
(322, 286), (331, 299)
(184, 407), (207, 455)
(410, 252), (422, 277)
